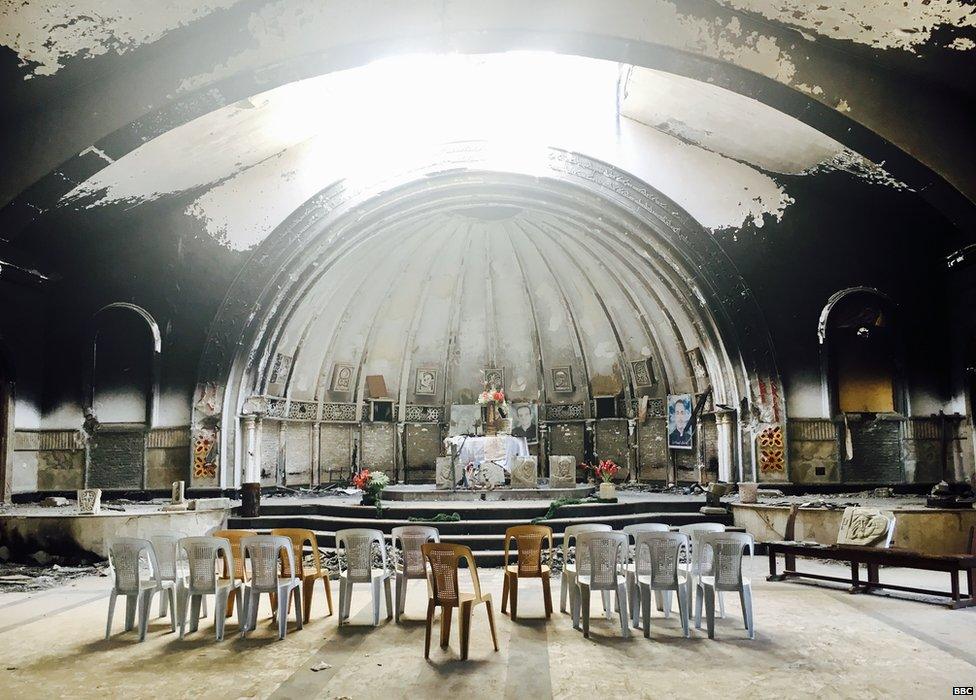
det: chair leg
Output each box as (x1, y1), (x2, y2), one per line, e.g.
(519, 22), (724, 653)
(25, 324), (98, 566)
(277, 588), (289, 639)
(234, 587), (243, 630)
(601, 589), (612, 620)
(459, 601), (472, 661)
(641, 585), (651, 639)
(541, 573), (553, 618)
(226, 589), (235, 619)
(201, 596), (208, 619)
(560, 572), (569, 613)
(124, 595), (137, 632)
(158, 587), (168, 618)
(617, 583), (630, 638)
(662, 590), (672, 618)
(510, 576), (519, 621)
(166, 588), (178, 633)
(654, 590), (664, 612)
(424, 599), (436, 659)
(704, 586), (716, 639)
(687, 575), (696, 620)
(485, 599), (499, 651)
(718, 591), (726, 619)
(302, 578), (314, 623)
(105, 591), (118, 639)
(323, 576), (334, 616)
(501, 573), (510, 615)
(440, 606), (453, 649)
(677, 585), (690, 638)
(694, 584), (704, 630)
(137, 590), (154, 642)
(396, 573), (406, 623)
(216, 590), (230, 642)
(188, 595), (202, 634)
(294, 586), (304, 630)
(569, 583), (580, 630)
(742, 585), (755, 639)
(627, 572), (639, 628)
(580, 584), (591, 638)
(371, 579), (382, 626)
(384, 578), (393, 621)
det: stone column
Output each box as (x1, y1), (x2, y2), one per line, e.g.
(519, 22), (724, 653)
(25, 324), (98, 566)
(241, 414), (260, 484)
(715, 410), (735, 483)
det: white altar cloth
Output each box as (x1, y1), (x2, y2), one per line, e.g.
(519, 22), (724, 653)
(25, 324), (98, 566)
(444, 435), (529, 474)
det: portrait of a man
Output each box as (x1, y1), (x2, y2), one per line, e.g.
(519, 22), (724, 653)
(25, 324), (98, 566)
(667, 393), (694, 449)
(510, 402), (538, 444)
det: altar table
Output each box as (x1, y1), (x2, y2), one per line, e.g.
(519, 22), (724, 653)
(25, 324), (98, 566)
(444, 435), (530, 474)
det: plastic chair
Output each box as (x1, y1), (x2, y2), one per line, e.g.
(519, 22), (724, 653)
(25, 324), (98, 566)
(105, 537), (177, 642)
(149, 532), (207, 620)
(213, 529), (255, 618)
(336, 528), (393, 626)
(177, 536), (243, 641)
(391, 525), (439, 623)
(559, 523), (612, 614)
(694, 531), (755, 639)
(422, 543), (499, 660)
(633, 531), (691, 638)
(677, 522), (727, 619)
(623, 523), (670, 619)
(271, 528), (334, 622)
(570, 531), (630, 638)
(502, 525), (553, 620)
(240, 535), (303, 640)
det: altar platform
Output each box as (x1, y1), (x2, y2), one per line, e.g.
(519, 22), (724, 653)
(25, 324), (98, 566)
(382, 483), (594, 501)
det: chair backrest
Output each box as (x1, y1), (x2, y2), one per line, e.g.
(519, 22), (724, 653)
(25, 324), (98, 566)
(271, 528), (320, 577)
(336, 528), (387, 583)
(422, 542), (483, 607)
(179, 536), (232, 594)
(700, 531), (754, 591)
(391, 526), (439, 578)
(562, 523), (612, 567)
(108, 537), (159, 594)
(622, 523), (670, 542)
(213, 529), (256, 580)
(634, 531), (688, 588)
(677, 523), (726, 575)
(504, 525), (553, 576)
(148, 532), (183, 581)
(575, 531), (628, 591)
(242, 535), (296, 591)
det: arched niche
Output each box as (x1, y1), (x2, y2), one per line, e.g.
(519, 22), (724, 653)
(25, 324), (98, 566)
(88, 303), (161, 426)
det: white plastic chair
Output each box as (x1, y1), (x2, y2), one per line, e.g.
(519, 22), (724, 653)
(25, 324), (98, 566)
(570, 531), (630, 638)
(177, 536), (243, 641)
(559, 523), (612, 614)
(633, 531), (691, 638)
(105, 537), (177, 642)
(694, 531), (755, 639)
(336, 528), (393, 626)
(240, 535), (303, 640)
(677, 522), (727, 619)
(623, 523), (670, 618)
(149, 532), (207, 620)
(391, 525), (439, 623)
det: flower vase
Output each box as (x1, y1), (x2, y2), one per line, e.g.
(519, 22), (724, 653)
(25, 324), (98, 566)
(486, 403), (498, 436)
(599, 481), (616, 500)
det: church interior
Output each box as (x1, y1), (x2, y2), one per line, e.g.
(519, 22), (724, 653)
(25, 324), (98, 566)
(1, 1), (975, 698)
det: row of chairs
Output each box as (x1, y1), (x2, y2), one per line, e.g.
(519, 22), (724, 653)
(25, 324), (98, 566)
(105, 522), (753, 654)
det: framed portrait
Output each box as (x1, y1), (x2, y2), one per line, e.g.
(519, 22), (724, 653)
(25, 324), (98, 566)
(631, 358), (654, 387)
(330, 363), (355, 393)
(667, 393), (694, 450)
(483, 367), (505, 391)
(414, 368), (437, 396)
(510, 402), (539, 444)
(551, 366), (574, 393)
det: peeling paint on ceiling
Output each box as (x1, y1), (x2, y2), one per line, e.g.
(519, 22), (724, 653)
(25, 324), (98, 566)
(718, 0), (976, 53)
(0, 0), (242, 78)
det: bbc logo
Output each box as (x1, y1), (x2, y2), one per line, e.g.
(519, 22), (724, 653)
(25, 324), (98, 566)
(953, 688), (974, 695)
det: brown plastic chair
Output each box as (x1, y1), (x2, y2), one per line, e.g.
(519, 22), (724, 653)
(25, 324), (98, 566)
(214, 529), (255, 617)
(501, 525), (553, 620)
(422, 543), (499, 661)
(271, 528), (334, 621)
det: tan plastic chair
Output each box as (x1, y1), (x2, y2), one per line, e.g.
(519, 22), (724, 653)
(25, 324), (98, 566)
(422, 543), (499, 661)
(501, 525), (553, 620)
(214, 529), (255, 618)
(271, 528), (334, 621)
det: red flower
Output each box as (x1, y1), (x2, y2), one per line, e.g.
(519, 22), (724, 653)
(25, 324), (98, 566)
(352, 468), (371, 490)
(493, 391), (504, 402)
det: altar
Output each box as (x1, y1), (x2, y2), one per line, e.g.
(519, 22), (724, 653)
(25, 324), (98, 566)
(444, 434), (530, 476)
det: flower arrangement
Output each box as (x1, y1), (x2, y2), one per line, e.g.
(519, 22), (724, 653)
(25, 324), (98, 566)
(352, 468), (390, 515)
(477, 388), (507, 406)
(592, 459), (619, 483)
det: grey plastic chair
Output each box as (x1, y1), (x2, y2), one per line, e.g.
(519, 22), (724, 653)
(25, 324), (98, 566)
(336, 528), (393, 626)
(240, 535), (303, 640)
(149, 531), (207, 620)
(570, 531), (630, 638)
(391, 525), (439, 623)
(623, 523), (669, 618)
(105, 537), (177, 641)
(177, 536), (243, 641)
(677, 522), (727, 619)
(559, 523), (612, 614)
(633, 531), (691, 638)
(694, 531), (755, 639)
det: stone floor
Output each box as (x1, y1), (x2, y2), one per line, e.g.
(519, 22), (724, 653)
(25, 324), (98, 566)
(0, 558), (973, 699)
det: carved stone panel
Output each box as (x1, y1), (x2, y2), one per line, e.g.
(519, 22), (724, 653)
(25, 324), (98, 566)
(77, 488), (102, 515)
(549, 455), (577, 488)
(361, 423), (396, 477)
(319, 423), (354, 482)
(435, 456), (458, 489)
(284, 422), (313, 486)
(595, 419), (630, 478)
(511, 456), (538, 488)
(836, 507), (895, 547)
(548, 423), (584, 465)
(88, 430), (146, 489)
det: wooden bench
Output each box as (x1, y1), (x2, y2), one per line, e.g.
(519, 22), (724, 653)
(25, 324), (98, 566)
(766, 512), (976, 609)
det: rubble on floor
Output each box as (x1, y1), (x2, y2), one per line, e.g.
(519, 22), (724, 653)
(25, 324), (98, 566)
(0, 560), (107, 592)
